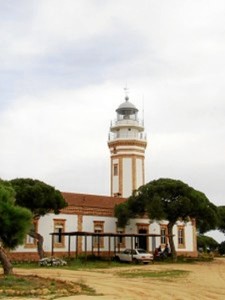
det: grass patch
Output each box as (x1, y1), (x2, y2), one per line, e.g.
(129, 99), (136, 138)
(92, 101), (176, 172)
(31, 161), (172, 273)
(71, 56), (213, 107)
(176, 255), (214, 264)
(14, 257), (126, 271)
(64, 257), (126, 270)
(153, 255), (214, 265)
(0, 274), (97, 299)
(117, 269), (190, 279)
(13, 254), (215, 271)
(13, 262), (38, 269)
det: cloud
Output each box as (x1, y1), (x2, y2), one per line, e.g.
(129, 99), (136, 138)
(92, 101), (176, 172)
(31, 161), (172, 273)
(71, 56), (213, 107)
(0, 82), (121, 185)
(0, 0), (225, 212)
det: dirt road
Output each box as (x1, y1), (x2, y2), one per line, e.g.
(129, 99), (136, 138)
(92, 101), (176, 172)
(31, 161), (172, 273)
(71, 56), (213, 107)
(15, 258), (225, 300)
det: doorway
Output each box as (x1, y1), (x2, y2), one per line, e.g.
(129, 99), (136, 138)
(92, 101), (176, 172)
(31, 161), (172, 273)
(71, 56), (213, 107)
(138, 229), (147, 250)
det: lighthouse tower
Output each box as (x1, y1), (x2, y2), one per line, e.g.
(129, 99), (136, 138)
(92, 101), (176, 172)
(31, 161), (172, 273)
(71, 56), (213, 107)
(108, 93), (147, 198)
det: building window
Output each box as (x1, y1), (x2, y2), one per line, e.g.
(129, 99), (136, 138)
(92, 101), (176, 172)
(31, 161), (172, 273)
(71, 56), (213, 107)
(55, 227), (63, 243)
(178, 226), (185, 248)
(25, 219), (38, 248)
(53, 219), (65, 248)
(93, 221), (104, 248)
(113, 164), (118, 176)
(160, 225), (168, 245)
(26, 235), (35, 245)
(116, 225), (125, 248)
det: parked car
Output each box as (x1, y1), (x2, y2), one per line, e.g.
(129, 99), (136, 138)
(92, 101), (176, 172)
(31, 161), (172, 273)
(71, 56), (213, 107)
(115, 248), (153, 264)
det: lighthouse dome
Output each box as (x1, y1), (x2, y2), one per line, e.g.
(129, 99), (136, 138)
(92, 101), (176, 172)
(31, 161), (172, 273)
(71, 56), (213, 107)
(116, 97), (138, 115)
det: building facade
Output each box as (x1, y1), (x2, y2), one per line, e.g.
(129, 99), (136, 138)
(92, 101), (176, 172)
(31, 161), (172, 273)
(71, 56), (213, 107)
(9, 94), (198, 261)
(11, 192), (197, 260)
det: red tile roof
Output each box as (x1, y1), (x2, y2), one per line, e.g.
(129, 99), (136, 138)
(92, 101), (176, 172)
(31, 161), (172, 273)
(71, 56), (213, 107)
(61, 192), (126, 209)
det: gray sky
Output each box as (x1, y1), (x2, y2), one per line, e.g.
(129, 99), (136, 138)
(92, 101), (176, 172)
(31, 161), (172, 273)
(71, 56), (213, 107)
(0, 1), (224, 241)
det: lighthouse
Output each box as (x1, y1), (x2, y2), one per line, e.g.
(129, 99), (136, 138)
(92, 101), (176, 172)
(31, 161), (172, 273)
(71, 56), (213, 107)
(108, 93), (147, 198)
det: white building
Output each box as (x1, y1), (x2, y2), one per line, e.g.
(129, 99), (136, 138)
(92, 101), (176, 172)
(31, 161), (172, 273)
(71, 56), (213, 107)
(10, 95), (197, 261)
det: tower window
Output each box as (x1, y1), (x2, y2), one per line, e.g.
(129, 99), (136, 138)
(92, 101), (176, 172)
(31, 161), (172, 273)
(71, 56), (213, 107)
(113, 164), (118, 176)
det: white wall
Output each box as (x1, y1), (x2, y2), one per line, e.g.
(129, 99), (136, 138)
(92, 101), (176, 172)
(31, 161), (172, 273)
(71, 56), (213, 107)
(123, 158), (132, 197)
(112, 158), (119, 195)
(173, 221), (194, 252)
(13, 214), (195, 255)
(14, 213), (78, 253)
(82, 216), (118, 251)
(136, 158), (143, 188)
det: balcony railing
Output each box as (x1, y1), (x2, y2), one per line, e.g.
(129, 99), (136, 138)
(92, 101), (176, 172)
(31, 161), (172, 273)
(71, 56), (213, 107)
(108, 132), (147, 141)
(110, 118), (144, 128)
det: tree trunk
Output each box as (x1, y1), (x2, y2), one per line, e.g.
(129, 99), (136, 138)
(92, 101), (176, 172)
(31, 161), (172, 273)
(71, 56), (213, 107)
(167, 222), (177, 262)
(0, 246), (13, 275)
(29, 231), (45, 259)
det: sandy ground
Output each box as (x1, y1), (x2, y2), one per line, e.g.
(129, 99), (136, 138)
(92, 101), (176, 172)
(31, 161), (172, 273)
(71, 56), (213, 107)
(10, 258), (225, 300)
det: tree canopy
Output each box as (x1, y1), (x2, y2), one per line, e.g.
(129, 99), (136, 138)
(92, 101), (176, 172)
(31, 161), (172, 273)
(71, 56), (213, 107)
(10, 178), (67, 218)
(115, 178), (218, 259)
(218, 206), (225, 235)
(197, 235), (218, 252)
(0, 180), (32, 275)
(218, 241), (225, 255)
(10, 178), (68, 258)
